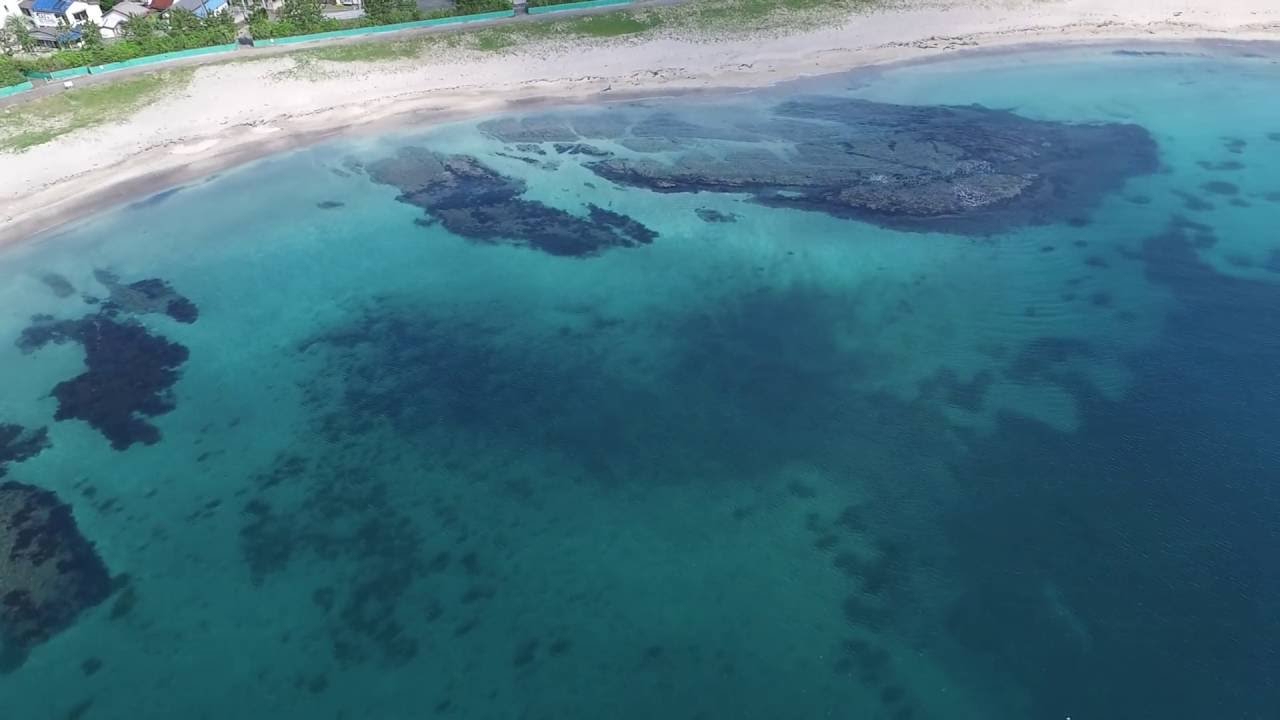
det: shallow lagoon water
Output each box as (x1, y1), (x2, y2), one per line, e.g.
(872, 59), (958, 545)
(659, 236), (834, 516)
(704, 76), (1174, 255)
(1, 45), (1278, 719)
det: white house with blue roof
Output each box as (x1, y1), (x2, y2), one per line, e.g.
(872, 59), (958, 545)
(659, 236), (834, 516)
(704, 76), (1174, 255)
(21, 0), (101, 27)
(18, 0), (101, 47)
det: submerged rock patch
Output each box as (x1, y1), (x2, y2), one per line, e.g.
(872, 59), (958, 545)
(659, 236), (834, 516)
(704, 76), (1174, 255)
(16, 272), (197, 450)
(39, 273), (75, 299)
(0, 481), (111, 670)
(485, 96), (1159, 235)
(696, 208), (739, 224)
(94, 270), (198, 324)
(19, 314), (190, 450)
(367, 147), (657, 257)
(0, 424), (50, 477)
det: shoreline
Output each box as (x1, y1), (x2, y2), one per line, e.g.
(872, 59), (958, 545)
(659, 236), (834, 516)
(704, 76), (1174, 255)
(2, 0), (1279, 248)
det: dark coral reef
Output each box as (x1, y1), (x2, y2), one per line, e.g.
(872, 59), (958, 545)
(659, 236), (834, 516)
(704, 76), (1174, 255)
(0, 481), (111, 670)
(483, 96), (1159, 234)
(366, 147), (657, 256)
(16, 272), (198, 450)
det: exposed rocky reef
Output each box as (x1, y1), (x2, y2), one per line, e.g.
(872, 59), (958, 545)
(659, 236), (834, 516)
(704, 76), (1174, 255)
(0, 481), (111, 670)
(483, 97), (1159, 234)
(16, 272), (197, 450)
(0, 424), (50, 477)
(366, 147), (657, 257)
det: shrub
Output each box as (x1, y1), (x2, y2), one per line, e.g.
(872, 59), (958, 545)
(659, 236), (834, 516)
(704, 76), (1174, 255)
(0, 57), (25, 87)
(14, 11), (236, 72)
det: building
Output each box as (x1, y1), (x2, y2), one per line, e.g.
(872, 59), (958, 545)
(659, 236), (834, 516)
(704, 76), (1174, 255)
(19, 0), (101, 47)
(20, 0), (101, 27)
(1, 0), (24, 25)
(173, 0), (226, 17)
(99, 0), (148, 37)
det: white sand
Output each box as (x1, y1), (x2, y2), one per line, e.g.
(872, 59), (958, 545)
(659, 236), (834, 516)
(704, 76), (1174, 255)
(1, 0), (1277, 244)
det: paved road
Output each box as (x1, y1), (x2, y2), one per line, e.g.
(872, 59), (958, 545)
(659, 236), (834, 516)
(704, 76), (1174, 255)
(0, 0), (676, 110)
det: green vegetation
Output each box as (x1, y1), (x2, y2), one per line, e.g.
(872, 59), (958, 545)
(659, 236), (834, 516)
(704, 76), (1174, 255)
(0, 69), (192, 152)
(14, 11), (236, 73)
(0, 57), (25, 88)
(252, 0), (510, 41)
(287, 0), (878, 64)
(1, 15), (37, 57)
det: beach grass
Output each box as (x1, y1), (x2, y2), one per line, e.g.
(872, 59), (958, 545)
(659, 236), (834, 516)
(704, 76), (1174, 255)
(311, 0), (877, 61)
(0, 69), (193, 153)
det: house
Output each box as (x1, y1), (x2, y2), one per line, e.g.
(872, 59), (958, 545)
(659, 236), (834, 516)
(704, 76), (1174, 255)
(19, 0), (101, 47)
(172, 0), (226, 17)
(147, 0), (173, 10)
(99, 0), (148, 37)
(20, 0), (102, 28)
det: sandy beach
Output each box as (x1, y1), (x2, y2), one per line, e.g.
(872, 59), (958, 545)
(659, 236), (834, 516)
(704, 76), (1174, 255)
(1, 0), (1277, 245)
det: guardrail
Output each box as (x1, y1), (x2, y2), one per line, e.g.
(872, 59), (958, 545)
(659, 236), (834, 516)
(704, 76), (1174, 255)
(89, 44), (240, 75)
(0, 81), (35, 98)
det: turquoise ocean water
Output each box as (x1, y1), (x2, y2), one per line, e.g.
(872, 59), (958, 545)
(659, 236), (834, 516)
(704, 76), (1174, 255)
(1, 45), (1278, 719)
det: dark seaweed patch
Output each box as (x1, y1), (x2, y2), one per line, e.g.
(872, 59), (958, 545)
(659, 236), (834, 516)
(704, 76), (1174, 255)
(553, 142), (610, 157)
(366, 147), (657, 257)
(1172, 190), (1213, 211)
(944, 217), (1280, 719)
(1197, 160), (1245, 171)
(39, 273), (75, 298)
(93, 270), (198, 324)
(0, 482), (112, 671)
(1201, 181), (1239, 196)
(0, 424), (50, 477)
(16, 273), (197, 449)
(19, 314), (189, 450)
(239, 453), (432, 668)
(695, 208), (738, 224)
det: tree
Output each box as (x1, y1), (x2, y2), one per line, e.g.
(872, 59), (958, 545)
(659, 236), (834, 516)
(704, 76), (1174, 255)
(80, 20), (104, 49)
(363, 0), (419, 24)
(4, 15), (34, 54)
(279, 0), (325, 29)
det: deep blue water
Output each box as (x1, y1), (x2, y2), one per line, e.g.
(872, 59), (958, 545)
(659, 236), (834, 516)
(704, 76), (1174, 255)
(1, 44), (1278, 720)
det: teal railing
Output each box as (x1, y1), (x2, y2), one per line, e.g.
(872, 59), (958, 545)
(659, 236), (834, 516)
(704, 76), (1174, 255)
(0, 80), (35, 98)
(22, 66), (91, 81)
(89, 43), (239, 75)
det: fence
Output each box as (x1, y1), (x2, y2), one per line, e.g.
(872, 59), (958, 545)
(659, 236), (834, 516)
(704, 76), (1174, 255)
(0, 81), (35, 98)
(89, 44), (239, 75)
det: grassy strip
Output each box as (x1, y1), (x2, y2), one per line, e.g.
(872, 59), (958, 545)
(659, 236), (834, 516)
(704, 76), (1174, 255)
(303, 0), (879, 61)
(0, 69), (193, 153)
